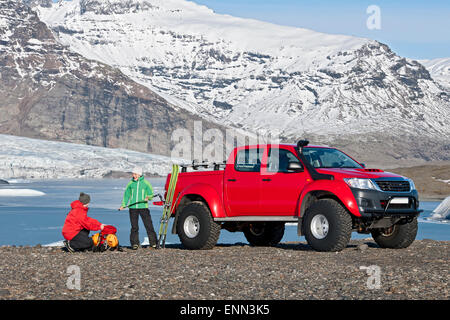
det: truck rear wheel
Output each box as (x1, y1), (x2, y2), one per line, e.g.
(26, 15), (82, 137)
(303, 199), (352, 252)
(243, 222), (285, 246)
(371, 218), (418, 249)
(176, 201), (221, 250)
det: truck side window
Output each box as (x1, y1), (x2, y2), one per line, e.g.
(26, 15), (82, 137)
(268, 148), (302, 173)
(235, 148), (263, 172)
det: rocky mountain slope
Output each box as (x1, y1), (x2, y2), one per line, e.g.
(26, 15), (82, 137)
(34, 0), (450, 166)
(0, 0), (225, 157)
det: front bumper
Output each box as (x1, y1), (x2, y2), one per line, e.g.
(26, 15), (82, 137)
(350, 188), (422, 219)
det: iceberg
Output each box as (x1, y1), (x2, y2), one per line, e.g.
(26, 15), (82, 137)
(6, 179), (31, 184)
(43, 240), (64, 247)
(0, 189), (46, 197)
(430, 196), (450, 220)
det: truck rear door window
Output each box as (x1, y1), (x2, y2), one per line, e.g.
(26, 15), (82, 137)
(235, 148), (263, 172)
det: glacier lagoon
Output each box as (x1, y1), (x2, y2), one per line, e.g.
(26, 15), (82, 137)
(0, 179), (448, 246)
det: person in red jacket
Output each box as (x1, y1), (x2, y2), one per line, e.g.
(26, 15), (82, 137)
(62, 192), (105, 252)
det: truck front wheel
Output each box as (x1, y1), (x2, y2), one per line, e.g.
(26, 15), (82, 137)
(303, 199), (352, 252)
(371, 218), (418, 249)
(176, 201), (221, 250)
(243, 222), (285, 246)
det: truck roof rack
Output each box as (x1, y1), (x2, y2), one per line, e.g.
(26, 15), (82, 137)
(180, 160), (227, 172)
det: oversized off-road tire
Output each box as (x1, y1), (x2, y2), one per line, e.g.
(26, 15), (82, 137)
(303, 199), (352, 252)
(176, 201), (221, 250)
(371, 218), (418, 249)
(243, 222), (285, 246)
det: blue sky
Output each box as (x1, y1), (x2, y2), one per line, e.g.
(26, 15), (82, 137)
(192, 0), (450, 60)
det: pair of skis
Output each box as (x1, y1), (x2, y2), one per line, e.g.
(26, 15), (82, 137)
(156, 164), (180, 249)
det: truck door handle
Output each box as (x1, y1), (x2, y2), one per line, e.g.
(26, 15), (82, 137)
(262, 178), (272, 182)
(228, 179), (237, 182)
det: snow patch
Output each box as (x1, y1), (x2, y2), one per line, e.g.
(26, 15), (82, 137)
(27, 38), (44, 45)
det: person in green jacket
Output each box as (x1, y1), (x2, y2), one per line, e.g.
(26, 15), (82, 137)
(119, 166), (157, 250)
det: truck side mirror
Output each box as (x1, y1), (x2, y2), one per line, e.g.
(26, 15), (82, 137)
(360, 163), (366, 168)
(287, 162), (304, 172)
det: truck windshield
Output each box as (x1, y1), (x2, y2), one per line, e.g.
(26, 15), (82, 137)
(302, 148), (362, 169)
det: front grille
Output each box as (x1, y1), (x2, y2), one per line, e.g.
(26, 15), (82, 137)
(375, 180), (410, 192)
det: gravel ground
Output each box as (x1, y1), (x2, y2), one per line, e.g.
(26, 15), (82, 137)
(0, 240), (448, 300)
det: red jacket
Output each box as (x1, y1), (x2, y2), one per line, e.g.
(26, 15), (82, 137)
(62, 200), (102, 240)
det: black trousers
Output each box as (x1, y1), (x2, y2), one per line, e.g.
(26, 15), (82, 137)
(70, 229), (94, 251)
(129, 208), (157, 246)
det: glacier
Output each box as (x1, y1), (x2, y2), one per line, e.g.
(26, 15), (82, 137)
(0, 134), (180, 179)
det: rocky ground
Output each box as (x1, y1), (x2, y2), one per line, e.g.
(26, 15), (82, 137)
(0, 240), (448, 301)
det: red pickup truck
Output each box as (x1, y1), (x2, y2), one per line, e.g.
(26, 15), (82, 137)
(165, 141), (421, 252)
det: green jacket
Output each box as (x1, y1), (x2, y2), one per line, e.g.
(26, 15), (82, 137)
(121, 176), (154, 209)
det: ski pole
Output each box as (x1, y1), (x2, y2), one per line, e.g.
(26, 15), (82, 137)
(118, 194), (163, 210)
(118, 201), (148, 210)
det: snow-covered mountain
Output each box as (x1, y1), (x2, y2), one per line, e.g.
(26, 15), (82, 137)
(0, 0), (226, 157)
(419, 58), (450, 89)
(36, 0), (449, 148)
(0, 134), (178, 179)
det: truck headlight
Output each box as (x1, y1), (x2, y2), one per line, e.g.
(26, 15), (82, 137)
(344, 178), (377, 190)
(408, 178), (416, 191)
